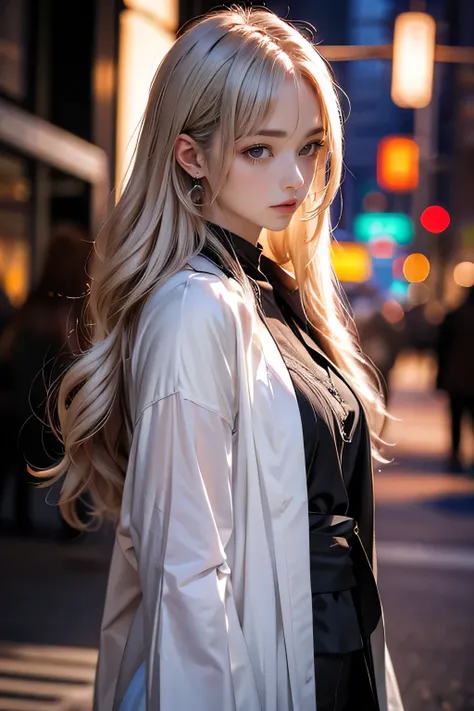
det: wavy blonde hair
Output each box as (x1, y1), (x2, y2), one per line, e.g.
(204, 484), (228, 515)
(33, 5), (386, 528)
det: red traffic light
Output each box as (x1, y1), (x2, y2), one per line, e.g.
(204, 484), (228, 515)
(420, 206), (450, 234)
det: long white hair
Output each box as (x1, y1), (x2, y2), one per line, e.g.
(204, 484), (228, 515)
(34, 5), (386, 528)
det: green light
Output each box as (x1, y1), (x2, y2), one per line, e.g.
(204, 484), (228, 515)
(390, 279), (409, 302)
(354, 213), (414, 246)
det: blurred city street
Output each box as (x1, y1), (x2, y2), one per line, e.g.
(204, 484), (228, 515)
(0, 353), (472, 710)
(1, 0), (474, 708)
(377, 354), (474, 711)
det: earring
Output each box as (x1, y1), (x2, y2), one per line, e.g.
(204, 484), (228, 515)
(188, 175), (205, 206)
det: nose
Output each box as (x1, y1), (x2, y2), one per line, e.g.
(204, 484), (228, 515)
(281, 162), (304, 194)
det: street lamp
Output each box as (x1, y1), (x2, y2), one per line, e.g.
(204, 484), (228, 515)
(391, 12), (436, 109)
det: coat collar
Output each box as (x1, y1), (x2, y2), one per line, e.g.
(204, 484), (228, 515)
(203, 221), (266, 283)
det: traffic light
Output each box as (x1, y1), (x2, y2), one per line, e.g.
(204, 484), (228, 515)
(391, 12), (436, 109)
(377, 136), (419, 192)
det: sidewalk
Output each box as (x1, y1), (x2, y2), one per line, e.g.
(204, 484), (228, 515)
(375, 352), (474, 551)
(374, 353), (474, 711)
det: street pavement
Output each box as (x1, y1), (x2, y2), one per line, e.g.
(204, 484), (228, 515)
(0, 534), (110, 710)
(0, 643), (97, 711)
(0, 353), (473, 710)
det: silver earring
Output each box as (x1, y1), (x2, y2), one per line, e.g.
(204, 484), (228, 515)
(188, 175), (205, 206)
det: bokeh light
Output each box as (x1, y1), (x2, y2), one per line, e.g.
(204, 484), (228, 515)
(390, 279), (410, 301)
(377, 136), (419, 191)
(363, 191), (389, 213)
(392, 256), (406, 280)
(420, 205), (450, 234)
(369, 238), (395, 260)
(382, 300), (405, 324)
(424, 301), (446, 325)
(330, 242), (372, 283)
(403, 253), (431, 282)
(407, 282), (430, 305)
(453, 261), (474, 288)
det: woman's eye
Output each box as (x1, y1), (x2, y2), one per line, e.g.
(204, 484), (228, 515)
(243, 145), (271, 161)
(242, 141), (324, 162)
(300, 141), (323, 157)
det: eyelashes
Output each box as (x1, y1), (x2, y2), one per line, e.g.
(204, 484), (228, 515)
(241, 141), (325, 164)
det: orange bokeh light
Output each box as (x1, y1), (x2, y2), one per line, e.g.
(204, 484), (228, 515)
(403, 253), (430, 283)
(377, 136), (419, 192)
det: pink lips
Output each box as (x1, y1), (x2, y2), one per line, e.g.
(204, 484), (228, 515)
(270, 199), (298, 214)
(271, 199), (297, 208)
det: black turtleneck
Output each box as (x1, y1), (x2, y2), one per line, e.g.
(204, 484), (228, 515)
(200, 222), (379, 655)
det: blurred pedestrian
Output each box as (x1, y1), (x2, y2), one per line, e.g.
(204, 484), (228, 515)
(404, 302), (439, 353)
(0, 223), (92, 534)
(436, 285), (474, 474)
(349, 284), (406, 404)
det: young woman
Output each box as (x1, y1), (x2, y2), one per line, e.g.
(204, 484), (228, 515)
(37, 6), (404, 710)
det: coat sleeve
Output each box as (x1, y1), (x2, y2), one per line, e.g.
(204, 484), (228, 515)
(126, 392), (261, 711)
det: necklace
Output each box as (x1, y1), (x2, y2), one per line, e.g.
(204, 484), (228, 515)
(326, 368), (353, 443)
(284, 354), (353, 444)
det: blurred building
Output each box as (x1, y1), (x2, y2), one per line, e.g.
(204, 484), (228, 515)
(1, 0), (108, 307)
(1, 0), (181, 308)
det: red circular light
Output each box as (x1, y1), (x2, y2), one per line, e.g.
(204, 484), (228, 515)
(420, 206), (450, 233)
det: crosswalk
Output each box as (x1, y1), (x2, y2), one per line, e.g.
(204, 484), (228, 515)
(0, 644), (97, 711)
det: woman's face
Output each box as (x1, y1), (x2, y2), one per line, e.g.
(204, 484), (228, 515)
(204, 74), (325, 243)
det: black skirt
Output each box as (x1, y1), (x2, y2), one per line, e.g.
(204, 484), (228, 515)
(314, 647), (379, 711)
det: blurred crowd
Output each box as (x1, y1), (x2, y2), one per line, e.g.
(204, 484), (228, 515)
(349, 281), (474, 475)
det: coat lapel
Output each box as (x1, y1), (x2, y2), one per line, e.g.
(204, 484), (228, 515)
(189, 254), (316, 710)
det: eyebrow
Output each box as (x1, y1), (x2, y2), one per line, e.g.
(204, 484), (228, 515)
(251, 126), (326, 139)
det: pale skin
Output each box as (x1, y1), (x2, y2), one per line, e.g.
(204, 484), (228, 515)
(174, 73), (325, 246)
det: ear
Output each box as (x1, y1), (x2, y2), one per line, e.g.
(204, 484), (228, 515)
(174, 134), (208, 179)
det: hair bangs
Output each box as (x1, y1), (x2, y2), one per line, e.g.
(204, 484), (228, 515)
(210, 42), (293, 191)
(233, 50), (292, 141)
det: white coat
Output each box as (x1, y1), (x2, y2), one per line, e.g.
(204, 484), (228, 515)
(93, 255), (404, 711)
